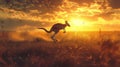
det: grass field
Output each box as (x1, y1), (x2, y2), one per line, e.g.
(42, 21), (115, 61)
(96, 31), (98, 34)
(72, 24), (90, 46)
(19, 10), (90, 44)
(0, 31), (120, 67)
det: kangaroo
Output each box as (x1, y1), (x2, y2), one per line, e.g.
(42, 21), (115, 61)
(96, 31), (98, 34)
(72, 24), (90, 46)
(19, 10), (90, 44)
(38, 21), (70, 42)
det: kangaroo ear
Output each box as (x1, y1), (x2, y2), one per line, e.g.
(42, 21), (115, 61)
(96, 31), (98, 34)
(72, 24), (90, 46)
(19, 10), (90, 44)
(65, 21), (68, 24)
(65, 21), (70, 27)
(65, 21), (67, 23)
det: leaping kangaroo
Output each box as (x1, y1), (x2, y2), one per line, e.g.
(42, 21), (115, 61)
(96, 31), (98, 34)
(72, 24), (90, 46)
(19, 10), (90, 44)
(38, 21), (70, 42)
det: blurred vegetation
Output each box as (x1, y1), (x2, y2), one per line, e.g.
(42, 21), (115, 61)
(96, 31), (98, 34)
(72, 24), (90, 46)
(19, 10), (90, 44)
(0, 31), (120, 67)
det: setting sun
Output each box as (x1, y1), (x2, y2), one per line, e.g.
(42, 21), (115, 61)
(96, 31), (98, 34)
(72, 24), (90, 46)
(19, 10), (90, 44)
(67, 18), (85, 31)
(69, 18), (85, 27)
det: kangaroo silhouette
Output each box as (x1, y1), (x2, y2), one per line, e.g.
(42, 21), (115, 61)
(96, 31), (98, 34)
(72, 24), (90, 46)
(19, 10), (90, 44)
(38, 21), (70, 42)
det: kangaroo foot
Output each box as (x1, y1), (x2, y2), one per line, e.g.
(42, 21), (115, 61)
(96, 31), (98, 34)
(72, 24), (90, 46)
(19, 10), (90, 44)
(51, 37), (58, 42)
(52, 38), (58, 42)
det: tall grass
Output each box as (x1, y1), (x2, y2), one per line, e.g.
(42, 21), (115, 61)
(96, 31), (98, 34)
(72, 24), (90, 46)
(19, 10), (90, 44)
(0, 31), (120, 67)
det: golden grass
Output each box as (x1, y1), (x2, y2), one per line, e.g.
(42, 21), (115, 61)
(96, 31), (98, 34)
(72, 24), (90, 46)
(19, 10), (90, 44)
(0, 31), (120, 67)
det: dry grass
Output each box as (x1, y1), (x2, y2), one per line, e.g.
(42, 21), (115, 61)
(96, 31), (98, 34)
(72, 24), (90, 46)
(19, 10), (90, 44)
(0, 31), (120, 67)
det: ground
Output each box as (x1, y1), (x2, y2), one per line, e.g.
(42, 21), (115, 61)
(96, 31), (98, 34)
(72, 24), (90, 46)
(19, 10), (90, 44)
(0, 31), (120, 67)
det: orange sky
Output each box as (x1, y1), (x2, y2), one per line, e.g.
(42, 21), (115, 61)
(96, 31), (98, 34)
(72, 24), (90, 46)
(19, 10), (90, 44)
(0, 0), (120, 31)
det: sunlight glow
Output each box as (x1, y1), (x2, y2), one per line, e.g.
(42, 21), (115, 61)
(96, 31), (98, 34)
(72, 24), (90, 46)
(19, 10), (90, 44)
(69, 18), (85, 27)
(66, 17), (95, 31)
(1, 0), (119, 31)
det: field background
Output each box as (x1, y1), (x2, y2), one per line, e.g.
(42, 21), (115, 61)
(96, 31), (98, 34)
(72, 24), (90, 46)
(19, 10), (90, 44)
(0, 31), (120, 67)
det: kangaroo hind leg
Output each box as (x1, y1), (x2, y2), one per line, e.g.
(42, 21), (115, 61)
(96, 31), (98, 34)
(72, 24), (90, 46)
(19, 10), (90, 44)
(51, 31), (58, 42)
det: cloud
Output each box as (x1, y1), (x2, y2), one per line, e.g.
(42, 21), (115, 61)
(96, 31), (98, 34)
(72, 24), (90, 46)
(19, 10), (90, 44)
(30, 0), (64, 14)
(0, 18), (42, 31)
(109, 0), (120, 8)
(69, 0), (94, 5)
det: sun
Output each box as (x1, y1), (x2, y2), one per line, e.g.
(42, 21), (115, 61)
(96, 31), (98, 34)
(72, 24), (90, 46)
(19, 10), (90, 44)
(66, 17), (97, 31)
(69, 18), (85, 27)
(67, 18), (87, 31)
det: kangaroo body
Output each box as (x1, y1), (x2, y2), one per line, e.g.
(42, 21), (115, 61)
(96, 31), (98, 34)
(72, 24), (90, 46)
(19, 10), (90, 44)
(39, 21), (70, 42)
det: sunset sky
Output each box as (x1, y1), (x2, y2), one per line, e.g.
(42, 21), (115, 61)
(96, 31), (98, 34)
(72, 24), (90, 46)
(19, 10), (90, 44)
(0, 0), (120, 31)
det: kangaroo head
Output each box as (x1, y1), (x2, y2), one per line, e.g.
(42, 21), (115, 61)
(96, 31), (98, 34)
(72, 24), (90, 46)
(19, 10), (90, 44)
(65, 21), (70, 27)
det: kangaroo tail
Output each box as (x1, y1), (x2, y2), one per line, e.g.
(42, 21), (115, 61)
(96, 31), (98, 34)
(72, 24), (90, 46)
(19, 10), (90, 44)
(38, 28), (51, 33)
